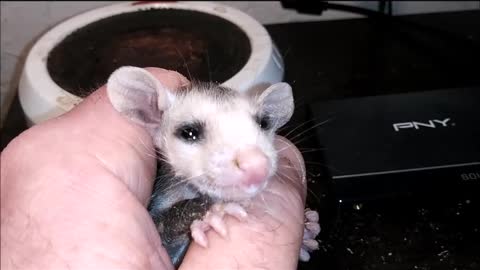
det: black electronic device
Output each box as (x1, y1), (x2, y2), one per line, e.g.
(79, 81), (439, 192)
(308, 87), (480, 203)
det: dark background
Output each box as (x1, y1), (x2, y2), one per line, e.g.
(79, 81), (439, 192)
(266, 10), (480, 270)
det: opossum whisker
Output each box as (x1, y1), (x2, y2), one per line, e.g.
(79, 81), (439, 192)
(278, 164), (316, 178)
(289, 133), (319, 149)
(298, 148), (326, 154)
(131, 136), (158, 159)
(159, 174), (205, 195)
(286, 118), (332, 144)
(257, 192), (276, 218)
(276, 109), (317, 134)
(175, 47), (192, 81)
(275, 170), (303, 193)
(275, 169), (322, 205)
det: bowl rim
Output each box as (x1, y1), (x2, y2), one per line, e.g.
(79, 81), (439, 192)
(20, 1), (274, 115)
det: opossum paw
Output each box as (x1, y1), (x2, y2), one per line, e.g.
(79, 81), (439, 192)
(190, 219), (210, 248)
(299, 208), (320, 262)
(210, 202), (248, 221)
(190, 202), (247, 248)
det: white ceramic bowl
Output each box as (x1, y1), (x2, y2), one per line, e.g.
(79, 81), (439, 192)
(19, 1), (284, 126)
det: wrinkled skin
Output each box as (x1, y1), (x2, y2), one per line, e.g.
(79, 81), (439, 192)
(1, 68), (307, 270)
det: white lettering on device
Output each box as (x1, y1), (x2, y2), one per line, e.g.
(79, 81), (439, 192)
(393, 118), (451, 132)
(461, 172), (480, 181)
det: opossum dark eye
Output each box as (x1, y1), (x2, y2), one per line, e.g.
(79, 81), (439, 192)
(175, 122), (204, 143)
(256, 115), (271, 130)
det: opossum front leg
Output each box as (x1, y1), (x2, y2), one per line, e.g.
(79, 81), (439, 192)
(148, 185), (199, 225)
(190, 202), (248, 248)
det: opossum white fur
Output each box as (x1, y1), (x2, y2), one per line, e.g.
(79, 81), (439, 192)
(107, 66), (294, 210)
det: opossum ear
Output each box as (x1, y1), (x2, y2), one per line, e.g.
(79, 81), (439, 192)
(256, 82), (294, 130)
(107, 66), (174, 131)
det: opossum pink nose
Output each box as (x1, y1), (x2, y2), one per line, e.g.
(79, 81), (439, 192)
(235, 148), (269, 186)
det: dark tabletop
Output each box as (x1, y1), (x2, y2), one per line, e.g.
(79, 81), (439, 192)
(264, 10), (480, 270)
(2, 9), (480, 270)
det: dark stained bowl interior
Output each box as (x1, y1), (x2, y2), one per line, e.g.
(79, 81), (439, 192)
(47, 8), (252, 97)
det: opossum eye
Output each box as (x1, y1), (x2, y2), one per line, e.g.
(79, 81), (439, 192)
(175, 121), (204, 143)
(256, 115), (271, 130)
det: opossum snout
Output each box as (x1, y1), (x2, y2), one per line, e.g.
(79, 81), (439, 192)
(234, 147), (270, 187)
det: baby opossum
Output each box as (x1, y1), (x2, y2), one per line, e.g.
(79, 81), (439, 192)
(106, 66), (320, 266)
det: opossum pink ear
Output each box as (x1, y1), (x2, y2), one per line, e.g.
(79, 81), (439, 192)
(256, 82), (294, 129)
(107, 66), (173, 131)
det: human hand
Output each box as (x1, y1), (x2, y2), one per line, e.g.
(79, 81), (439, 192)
(1, 68), (307, 270)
